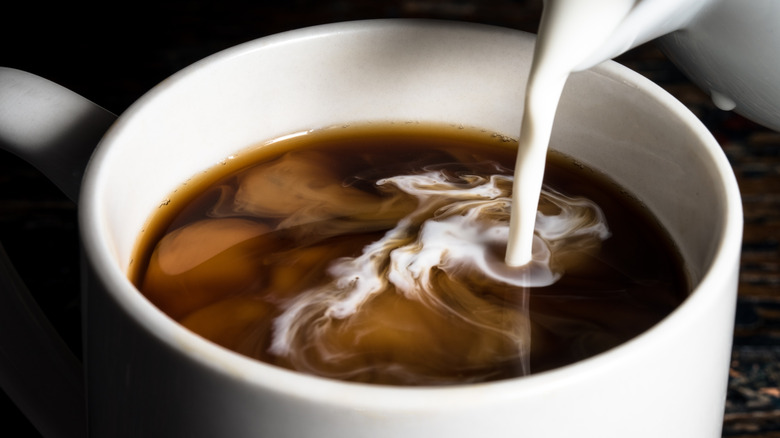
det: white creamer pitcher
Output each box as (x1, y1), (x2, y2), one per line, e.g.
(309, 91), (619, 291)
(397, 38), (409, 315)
(563, 0), (780, 131)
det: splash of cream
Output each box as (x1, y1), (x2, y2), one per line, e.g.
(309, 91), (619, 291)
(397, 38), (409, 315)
(506, 0), (635, 266)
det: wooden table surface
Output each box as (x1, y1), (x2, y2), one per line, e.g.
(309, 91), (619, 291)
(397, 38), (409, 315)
(2, 1), (778, 436)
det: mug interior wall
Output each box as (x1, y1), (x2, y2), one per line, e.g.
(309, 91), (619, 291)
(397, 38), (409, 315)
(97, 22), (535, 270)
(554, 65), (727, 286)
(96, 20), (724, 293)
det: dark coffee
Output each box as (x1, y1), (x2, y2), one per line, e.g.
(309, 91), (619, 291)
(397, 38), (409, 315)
(129, 123), (688, 386)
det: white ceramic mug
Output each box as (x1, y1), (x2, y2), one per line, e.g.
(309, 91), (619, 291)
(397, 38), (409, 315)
(0, 19), (742, 438)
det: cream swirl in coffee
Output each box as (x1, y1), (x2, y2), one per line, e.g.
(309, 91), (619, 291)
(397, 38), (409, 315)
(264, 167), (610, 381)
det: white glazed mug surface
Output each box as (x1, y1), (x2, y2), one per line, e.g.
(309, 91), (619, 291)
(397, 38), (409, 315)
(78, 20), (741, 437)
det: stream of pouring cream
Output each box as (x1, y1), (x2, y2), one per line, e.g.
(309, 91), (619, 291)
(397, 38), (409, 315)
(505, 0), (636, 266)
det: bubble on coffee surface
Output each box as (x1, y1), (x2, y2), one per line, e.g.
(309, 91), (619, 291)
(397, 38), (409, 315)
(133, 125), (687, 386)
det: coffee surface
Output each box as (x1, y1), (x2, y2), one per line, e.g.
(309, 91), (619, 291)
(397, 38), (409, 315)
(130, 123), (688, 385)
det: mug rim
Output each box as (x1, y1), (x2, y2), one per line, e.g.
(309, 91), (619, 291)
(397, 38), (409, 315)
(79, 18), (743, 408)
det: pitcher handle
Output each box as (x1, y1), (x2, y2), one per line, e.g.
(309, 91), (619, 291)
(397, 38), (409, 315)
(0, 67), (117, 437)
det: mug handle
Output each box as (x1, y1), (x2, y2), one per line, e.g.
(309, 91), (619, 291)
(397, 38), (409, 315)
(0, 67), (116, 438)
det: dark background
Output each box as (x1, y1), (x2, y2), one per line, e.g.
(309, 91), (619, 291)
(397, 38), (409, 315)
(2, 1), (779, 436)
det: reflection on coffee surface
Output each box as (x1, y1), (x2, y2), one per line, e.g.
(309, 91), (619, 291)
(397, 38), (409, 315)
(130, 123), (688, 385)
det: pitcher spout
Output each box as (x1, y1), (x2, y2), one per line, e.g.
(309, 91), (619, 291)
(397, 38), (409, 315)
(570, 0), (712, 71)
